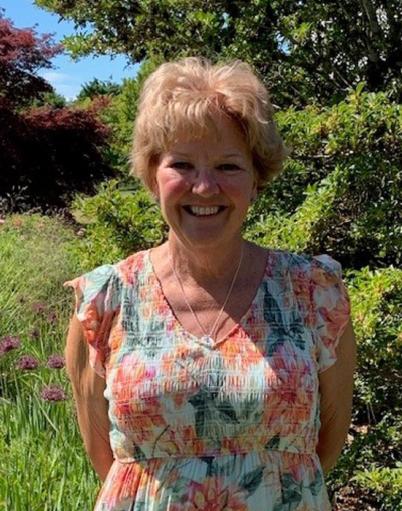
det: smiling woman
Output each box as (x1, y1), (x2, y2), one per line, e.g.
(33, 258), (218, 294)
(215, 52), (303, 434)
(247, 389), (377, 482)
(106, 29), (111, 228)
(153, 113), (257, 252)
(64, 57), (356, 511)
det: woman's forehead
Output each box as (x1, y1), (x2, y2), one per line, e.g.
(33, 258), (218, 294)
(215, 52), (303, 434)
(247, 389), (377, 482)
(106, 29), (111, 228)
(164, 116), (248, 151)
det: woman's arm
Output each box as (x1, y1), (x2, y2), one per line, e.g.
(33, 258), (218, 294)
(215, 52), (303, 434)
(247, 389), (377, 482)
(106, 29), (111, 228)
(316, 318), (357, 474)
(64, 313), (114, 482)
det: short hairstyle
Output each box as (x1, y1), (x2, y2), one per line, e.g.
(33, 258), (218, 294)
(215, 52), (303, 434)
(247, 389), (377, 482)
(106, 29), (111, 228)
(131, 57), (288, 192)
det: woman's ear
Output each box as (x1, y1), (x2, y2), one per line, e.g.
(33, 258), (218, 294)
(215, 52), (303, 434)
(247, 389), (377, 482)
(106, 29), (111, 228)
(149, 166), (160, 202)
(250, 177), (258, 203)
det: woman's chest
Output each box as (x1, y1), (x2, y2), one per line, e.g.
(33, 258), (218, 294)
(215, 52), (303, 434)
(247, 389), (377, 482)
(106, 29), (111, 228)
(104, 287), (319, 426)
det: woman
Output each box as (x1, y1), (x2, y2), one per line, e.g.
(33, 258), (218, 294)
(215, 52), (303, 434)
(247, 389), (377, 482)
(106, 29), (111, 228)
(64, 57), (356, 510)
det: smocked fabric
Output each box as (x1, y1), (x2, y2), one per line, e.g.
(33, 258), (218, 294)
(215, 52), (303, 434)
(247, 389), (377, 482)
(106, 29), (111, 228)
(63, 248), (351, 510)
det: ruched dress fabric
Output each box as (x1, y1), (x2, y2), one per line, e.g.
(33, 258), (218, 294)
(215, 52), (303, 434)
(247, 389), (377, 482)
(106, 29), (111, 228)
(63, 248), (351, 511)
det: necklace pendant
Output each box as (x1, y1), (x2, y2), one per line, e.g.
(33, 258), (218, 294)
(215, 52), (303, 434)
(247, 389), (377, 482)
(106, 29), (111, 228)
(201, 335), (214, 345)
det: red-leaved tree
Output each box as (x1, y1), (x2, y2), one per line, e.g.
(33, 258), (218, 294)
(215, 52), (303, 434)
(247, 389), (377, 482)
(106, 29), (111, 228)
(0, 12), (63, 107)
(0, 12), (116, 213)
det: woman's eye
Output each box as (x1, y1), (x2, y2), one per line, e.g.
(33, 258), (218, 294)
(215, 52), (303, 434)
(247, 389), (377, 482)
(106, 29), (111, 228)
(172, 161), (192, 170)
(217, 163), (240, 171)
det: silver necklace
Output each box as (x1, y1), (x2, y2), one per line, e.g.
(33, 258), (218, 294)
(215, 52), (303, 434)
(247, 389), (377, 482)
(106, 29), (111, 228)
(169, 244), (244, 344)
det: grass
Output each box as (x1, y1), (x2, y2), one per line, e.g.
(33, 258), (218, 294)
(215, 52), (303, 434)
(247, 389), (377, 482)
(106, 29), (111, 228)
(0, 214), (100, 510)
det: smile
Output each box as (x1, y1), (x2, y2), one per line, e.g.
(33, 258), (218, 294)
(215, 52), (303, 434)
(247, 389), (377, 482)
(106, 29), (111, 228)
(183, 206), (226, 217)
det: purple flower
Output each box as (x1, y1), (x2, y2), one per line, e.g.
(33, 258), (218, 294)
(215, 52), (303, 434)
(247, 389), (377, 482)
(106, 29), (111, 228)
(0, 336), (21, 355)
(29, 328), (40, 340)
(32, 302), (46, 315)
(47, 311), (57, 324)
(47, 354), (65, 369)
(16, 355), (39, 370)
(40, 385), (67, 402)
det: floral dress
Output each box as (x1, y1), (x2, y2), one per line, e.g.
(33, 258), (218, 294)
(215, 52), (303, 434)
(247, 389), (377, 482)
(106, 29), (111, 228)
(64, 248), (351, 511)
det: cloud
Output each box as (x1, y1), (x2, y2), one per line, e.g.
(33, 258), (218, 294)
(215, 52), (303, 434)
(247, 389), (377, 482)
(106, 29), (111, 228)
(39, 70), (80, 100)
(41, 71), (73, 84)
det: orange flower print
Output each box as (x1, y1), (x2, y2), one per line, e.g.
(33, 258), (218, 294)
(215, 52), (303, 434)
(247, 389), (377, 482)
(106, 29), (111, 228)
(109, 315), (124, 352)
(171, 477), (248, 511)
(116, 252), (145, 286)
(81, 301), (101, 343)
(220, 333), (262, 373)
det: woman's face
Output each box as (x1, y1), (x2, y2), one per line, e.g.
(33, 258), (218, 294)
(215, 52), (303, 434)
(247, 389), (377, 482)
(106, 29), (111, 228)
(153, 113), (257, 251)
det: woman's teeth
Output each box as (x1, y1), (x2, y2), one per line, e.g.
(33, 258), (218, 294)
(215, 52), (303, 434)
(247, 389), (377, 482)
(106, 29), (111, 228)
(188, 206), (220, 216)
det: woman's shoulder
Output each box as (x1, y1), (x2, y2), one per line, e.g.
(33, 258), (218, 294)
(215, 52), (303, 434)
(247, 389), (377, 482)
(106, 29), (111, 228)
(64, 249), (151, 294)
(113, 248), (150, 286)
(272, 248), (342, 277)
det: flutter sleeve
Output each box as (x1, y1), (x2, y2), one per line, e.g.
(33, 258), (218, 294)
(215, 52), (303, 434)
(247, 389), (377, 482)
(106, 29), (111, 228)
(63, 264), (120, 378)
(309, 254), (351, 373)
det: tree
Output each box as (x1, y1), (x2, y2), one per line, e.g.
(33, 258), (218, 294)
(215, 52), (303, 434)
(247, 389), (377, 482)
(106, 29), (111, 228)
(0, 100), (115, 212)
(76, 78), (121, 102)
(35, 0), (402, 106)
(0, 11), (63, 107)
(0, 13), (115, 213)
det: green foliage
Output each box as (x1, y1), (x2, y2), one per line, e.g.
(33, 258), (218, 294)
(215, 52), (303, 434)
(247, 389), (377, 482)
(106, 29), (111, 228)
(245, 88), (401, 268)
(69, 179), (166, 269)
(0, 214), (79, 317)
(327, 415), (402, 509)
(353, 466), (402, 510)
(244, 165), (349, 254)
(33, 89), (67, 108)
(34, 0), (402, 106)
(348, 266), (402, 424)
(93, 59), (162, 177)
(76, 77), (121, 102)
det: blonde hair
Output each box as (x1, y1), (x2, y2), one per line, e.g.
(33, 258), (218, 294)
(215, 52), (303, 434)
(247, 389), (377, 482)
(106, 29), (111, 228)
(131, 57), (287, 191)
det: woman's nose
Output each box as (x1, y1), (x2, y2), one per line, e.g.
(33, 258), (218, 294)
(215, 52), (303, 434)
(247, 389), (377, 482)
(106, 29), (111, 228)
(191, 168), (220, 196)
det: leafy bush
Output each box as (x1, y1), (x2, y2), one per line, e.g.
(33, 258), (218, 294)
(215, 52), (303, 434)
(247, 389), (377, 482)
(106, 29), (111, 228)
(353, 466), (402, 510)
(0, 14), (62, 107)
(326, 263), (402, 507)
(68, 179), (166, 269)
(246, 87), (401, 269)
(94, 58), (163, 178)
(348, 266), (402, 423)
(0, 101), (116, 213)
(76, 77), (121, 101)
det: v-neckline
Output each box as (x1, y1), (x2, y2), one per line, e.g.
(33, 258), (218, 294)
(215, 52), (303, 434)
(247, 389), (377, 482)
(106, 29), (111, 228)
(146, 247), (271, 349)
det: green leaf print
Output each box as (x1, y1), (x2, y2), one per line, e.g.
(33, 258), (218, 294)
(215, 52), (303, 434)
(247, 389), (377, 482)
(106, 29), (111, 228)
(215, 398), (239, 423)
(288, 312), (306, 351)
(309, 469), (323, 496)
(239, 466), (264, 496)
(262, 282), (306, 356)
(200, 456), (215, 477)
(132, 442), (147, 462)
(189, 391), (208, 436)
(279, 473), (303, 509)
(265, 434), (280, 450)
(262, 283), (288, 356)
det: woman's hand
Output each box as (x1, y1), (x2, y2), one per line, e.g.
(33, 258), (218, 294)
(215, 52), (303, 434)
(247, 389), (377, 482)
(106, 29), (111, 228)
(65, 313), (114, 482)
(317, 318), (357, 474)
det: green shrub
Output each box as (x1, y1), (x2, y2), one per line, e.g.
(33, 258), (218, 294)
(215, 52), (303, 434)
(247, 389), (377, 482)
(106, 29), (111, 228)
(348, 266), (402, 423)
(353, 466), (402, 510)
(94, 58), (163, 179)
(246, 87), (401, 268)
(69, 179), (166, 269)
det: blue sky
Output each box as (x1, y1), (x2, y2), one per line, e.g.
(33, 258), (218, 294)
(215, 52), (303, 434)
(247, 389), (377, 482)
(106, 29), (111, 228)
(1, 0), (139, 99)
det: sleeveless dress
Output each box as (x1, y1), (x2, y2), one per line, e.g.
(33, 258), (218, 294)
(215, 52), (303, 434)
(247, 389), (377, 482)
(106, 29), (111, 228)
(63, 248), (351, 511)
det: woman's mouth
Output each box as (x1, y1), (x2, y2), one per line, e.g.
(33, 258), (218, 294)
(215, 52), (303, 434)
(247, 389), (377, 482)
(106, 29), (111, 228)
(183, 205), (226, 217)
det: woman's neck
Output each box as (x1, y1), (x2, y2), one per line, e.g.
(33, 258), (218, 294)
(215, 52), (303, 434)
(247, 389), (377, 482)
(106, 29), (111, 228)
(164, 233), (248, 287)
